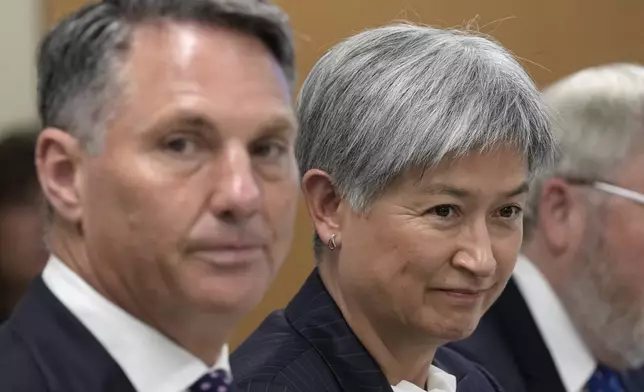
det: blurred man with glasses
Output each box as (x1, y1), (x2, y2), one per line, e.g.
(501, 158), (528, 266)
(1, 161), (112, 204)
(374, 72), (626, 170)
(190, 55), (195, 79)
(450, 64), (644, 392)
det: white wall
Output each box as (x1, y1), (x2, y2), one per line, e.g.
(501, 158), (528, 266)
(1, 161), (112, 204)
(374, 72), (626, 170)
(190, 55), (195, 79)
(0, 0), (41, 136)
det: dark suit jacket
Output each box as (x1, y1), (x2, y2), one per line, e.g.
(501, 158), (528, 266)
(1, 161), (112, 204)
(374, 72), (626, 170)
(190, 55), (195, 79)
(231, 268), (504, 392)
(0, 276), (136, 391)
(448, 278), (644, 392)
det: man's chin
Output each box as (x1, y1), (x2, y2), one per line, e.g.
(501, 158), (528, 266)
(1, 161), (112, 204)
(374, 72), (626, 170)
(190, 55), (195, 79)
(185, 278), (267, 316)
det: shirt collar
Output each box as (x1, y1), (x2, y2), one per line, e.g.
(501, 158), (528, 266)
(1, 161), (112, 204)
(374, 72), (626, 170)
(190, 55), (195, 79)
(513, 254), (596, 392)
(392, 365), (457, 392)
(42, 255), (230, 392)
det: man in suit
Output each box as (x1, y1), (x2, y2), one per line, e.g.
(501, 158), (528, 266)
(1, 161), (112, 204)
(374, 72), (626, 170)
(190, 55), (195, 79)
(232, 24), (558, 392)
(449, 64), (644, 392)
(0, 0), (299, 391)
(0, 127), (48, 323)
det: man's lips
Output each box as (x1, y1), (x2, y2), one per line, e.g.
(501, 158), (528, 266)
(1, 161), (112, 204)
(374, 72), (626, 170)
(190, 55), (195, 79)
(189, 245), (266, 269)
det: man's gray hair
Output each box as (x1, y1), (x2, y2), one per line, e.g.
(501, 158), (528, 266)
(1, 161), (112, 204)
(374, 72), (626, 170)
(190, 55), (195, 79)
(38, 0), (294, 152)
(295, 24), (557, 255)
(523, 63), (644, 239)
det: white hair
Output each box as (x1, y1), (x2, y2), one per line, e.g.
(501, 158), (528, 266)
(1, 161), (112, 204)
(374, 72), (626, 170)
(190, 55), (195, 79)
(524, 63), (644, 237)
(525, 63), (644, 367)
(295, 24), (557, 254)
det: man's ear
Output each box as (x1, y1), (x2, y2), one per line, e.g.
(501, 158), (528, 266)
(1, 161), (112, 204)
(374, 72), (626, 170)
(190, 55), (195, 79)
(301, 169), (343, 247)
(36, 128), (85, 223)
(537, 178), (586, 255)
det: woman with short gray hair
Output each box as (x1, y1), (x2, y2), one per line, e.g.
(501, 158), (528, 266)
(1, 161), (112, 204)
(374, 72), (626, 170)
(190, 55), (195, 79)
(232, 24), (557, 392)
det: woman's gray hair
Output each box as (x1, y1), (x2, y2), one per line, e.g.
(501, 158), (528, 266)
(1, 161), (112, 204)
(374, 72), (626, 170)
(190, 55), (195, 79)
(295, 24), (557, 254)
(38, 0), (294, 152)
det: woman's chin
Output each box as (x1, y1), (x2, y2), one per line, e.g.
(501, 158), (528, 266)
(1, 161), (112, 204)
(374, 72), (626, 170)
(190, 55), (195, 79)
(417, 313), (482, 343)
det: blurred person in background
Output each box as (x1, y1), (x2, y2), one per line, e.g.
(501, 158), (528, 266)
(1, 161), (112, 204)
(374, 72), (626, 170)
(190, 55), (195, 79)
(0, 125), (48, 323)
(0, 0), (299, 391)
(232, 24), (557, 392)
(450, 64), (644, 392)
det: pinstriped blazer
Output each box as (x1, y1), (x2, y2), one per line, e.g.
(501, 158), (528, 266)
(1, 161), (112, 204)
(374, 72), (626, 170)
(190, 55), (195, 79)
(231, 268), (504, 392)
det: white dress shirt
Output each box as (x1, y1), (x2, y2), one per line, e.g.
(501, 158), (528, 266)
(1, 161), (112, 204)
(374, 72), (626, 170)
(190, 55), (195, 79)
(42, 255), (230, 392)
(513, 255), (596, 392)
(391, 365), (457, 392)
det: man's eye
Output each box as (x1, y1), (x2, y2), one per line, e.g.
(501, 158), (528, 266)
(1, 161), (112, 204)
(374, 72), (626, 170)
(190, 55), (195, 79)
(252, 141), (286, 159)
(426, 205), (458, 219)
(165, 137), (197, 154)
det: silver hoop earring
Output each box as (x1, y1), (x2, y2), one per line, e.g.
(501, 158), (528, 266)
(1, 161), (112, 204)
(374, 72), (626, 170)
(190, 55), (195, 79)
(327, 234), (337, 250)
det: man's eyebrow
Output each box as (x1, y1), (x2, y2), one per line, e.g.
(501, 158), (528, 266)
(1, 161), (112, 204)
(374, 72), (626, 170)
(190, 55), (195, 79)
(257, 115), (297, 137)
(149, 111), (297, 138)
(151, 111), (217, 132)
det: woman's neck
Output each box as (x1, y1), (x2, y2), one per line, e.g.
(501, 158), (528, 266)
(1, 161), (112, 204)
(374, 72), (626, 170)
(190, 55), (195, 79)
(318, 262), (439, 389)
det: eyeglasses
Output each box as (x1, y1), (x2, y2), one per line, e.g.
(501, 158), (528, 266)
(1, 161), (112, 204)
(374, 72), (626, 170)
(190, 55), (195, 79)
(565, 178), (644, 207)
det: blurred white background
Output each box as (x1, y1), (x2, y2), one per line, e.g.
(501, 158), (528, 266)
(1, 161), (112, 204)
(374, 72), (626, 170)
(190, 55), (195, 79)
(0, 0), (41, 135)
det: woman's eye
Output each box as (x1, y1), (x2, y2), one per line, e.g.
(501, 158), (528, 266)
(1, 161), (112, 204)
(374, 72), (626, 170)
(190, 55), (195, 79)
(427, 205), (458, 219)
(498, 205), (522, 219)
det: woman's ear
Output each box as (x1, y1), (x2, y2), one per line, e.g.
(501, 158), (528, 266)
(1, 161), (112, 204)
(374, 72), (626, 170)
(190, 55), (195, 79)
(301, 169), (343, 246)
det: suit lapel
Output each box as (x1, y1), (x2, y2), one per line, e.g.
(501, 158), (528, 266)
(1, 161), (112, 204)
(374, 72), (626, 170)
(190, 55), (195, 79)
(489, 278), (566, 392)
(285, 269), (391, 391)
(622, 367), (644, 392)
(9, 276), (135, 391)
(284, 269), (476, 391)
(431, 353), (473, 389)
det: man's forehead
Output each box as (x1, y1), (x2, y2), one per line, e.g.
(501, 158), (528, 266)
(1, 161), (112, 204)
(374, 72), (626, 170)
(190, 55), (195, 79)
(128, 21), (268, 63)
(112, 21), (291, 127)
(122, 21), (281, 94)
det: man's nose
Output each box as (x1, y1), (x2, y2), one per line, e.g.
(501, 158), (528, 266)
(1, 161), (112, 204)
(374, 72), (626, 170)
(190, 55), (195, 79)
(210, 143), (261, 222)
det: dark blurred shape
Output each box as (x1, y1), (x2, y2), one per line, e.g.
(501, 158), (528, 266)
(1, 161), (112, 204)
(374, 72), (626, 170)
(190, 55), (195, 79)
(0, 124), (48, 322)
